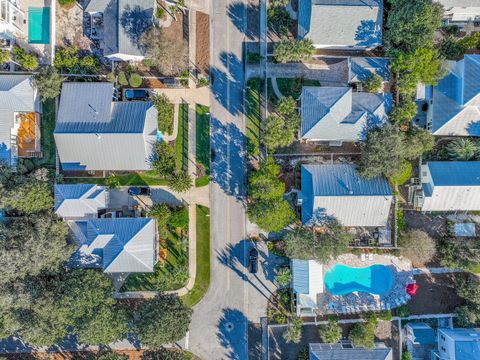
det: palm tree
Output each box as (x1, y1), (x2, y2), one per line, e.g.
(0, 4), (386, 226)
(445, 139), (477, 161)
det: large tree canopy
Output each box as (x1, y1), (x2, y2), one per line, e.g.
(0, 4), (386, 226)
(2, 181), (53, 214)
(384, 0), (443, 53)
(133, 294), (192, 348)
(7, 269), (128, 346)
(0, 215), (72, 285)
(248, 158), (285, 201)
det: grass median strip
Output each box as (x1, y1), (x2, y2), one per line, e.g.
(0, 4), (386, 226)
(182, 205), (210, 307)
(176, 103), (189, 172)
(195, 104), (210, 186)
(246, 78), (261, 157)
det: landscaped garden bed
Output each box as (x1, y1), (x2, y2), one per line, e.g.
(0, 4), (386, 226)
(176, 103), (189, 172)
(195, 105), (210, 187)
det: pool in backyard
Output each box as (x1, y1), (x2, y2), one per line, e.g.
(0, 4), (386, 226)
(324, 264), (393, 295)
(28, 7), (50, 44)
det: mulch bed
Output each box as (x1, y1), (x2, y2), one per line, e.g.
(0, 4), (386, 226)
(402, 273), (467, 315)
(195, 12), (210, 75)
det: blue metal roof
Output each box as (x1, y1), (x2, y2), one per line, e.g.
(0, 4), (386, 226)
(410, 324), (436, 345)
(292, 259), (309, 294)
(301, 164), (391, 196)
(84, 218), (153, 270)
(428, 161), (480, 187)
(55, 184), (95, 199)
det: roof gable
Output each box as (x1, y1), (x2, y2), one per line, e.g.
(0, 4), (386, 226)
(84, 218), (155, 273)
(54, 184), (107, 218)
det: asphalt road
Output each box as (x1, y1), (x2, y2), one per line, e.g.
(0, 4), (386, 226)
(186, 0), (280, 358)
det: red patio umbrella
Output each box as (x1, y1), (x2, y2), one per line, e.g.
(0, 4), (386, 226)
(406, 283), (419, 296)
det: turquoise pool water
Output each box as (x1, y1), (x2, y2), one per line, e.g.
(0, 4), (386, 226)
(324, 264), (393, 295)
(28, 7), (50, 44)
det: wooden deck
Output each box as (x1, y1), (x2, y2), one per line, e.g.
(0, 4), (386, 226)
(17, 112), (40, 157)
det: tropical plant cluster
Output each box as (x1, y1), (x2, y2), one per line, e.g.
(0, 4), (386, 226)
(247, 158), (296, 232)
(262, 96), (300, 151)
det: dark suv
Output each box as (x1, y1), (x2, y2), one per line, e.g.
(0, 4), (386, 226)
(124, 89), (150, 101)
(128, 186), (151, 196)
(248, 247), (258, 274)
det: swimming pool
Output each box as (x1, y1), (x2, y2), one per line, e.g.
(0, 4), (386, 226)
(28, 7), (50, 44)
(324, 264), (393, 295)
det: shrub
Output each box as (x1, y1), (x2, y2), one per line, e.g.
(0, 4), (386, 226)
(267, 7), (293, 37)
(152, 94), (174, 135)
(318, 319), (341, 343)
(129, 73), (142, 88)
(274, 267), (292, 288)
(198, 77), (210, 87)
(33, 66), (64, 102)
(12, 46), (38, 71)
(0, 49), (11, 63)
(54, 46), (78, 71)
(390, 99), (417, 126)
(273, 38), (315, 63)
(402, 352), (413, 360)
(283, 316), (303, 343)
(143, 58), (156, 68)
(390, 161), (412, 186)
(455, 305), (479, 327)
(106, 72), (116, 83)
(153, 142), (176, 177)
(396, 305), (410, 318)
(106, 174), (120, 189)
(247, 52), (262, 64)
(58, 0), (76, 6)
(398, 229), (436, 266)
(79, 55), (98, 73)
(349, 316), (377, 349)
(155, 7), (166, 19)
(168, 171), (193, 193)
(445, 138), (477, 161)
(378, 310), (393, 321)
(362, 74), (383, 93)
(117, 71), (128, 86)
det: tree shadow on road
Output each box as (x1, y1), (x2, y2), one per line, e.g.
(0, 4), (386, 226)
(217, 308), (248, 360)
(227, 2), (259, 41)
(216, 241), (277, 302)
(211, 117), (246, 201)
(210, 51), (244, 117)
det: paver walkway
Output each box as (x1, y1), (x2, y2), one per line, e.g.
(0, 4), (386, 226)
(247, 59), (350, 85)
(154, 87), (211, 106)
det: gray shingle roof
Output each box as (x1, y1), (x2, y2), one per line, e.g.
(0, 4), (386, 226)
(0, 75), (38, 165)
(309, 343), (393, 360)
(298, 0), (383, 48)
(301, 164), (392, 226)
(301, 87), (391, 141)
(54, 82), (158, 171)
(87, 0), (153, 57)
(76, 218), (156, 273)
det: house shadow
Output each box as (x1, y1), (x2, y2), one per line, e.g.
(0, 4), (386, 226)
(120, 4), (153, 49)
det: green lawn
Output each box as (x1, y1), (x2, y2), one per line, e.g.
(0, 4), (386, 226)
(32, 99), (56, 168)
(246, 78), (262, 157)
(176, 103), (189, 172)
(64, 171), (169, 186)
(195, 104), (210, 186)
(182, 205), (210, 307)
(275, 78), (321, 99)
(121, 208), (189, 292)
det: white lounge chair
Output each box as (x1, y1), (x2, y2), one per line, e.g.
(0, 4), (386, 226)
(361, 253), (366, 261)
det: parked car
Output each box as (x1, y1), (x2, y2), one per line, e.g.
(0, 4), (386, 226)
(248, 247), (258, 274)
(128, 186), (151, 196)
(124, 89), (150, 101)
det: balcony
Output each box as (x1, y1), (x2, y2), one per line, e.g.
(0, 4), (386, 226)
(16, 112), (41, 157)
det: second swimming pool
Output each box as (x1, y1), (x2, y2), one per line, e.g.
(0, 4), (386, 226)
(324, 264), (393, 295)
(28, 7), (50, 44)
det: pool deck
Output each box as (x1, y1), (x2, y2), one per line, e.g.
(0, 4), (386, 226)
(15, 0), (53, 64)
(313, 254), (414, 316)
